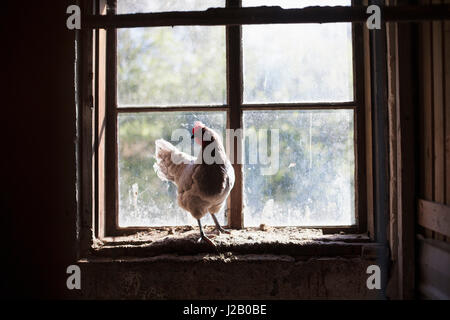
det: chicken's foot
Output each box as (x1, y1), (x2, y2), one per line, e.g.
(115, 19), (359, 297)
(197, 219), (216, 248)
(211, 213), (231, 234)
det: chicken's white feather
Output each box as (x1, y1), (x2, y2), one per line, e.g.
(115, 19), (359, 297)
(153, 126), (234, 223)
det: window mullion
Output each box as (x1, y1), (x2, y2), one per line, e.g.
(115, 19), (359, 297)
(226, 0), (243, 229)
(105, 0), (119, 236)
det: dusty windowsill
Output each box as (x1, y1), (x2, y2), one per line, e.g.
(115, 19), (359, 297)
(88, 227), (379, 260)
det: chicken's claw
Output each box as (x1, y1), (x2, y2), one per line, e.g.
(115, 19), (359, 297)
(198, 234), (216, 248)
(210, 213), (230, 235)
(214, 226), (231, 235)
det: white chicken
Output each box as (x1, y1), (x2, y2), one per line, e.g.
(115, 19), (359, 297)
(153, 121), (235, 246)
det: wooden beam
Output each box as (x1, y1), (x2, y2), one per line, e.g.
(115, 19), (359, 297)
(446, 1), (450, 207)
(363, 8), (375, 240)
(226, 0), (243, 229)
(386, 14), (398, 262)
(432, 0), (446, 209)
(78, 0), (96, 258)
(94, 0), (107, 239)
(241, 103), (355, 110)
(114, 102), (356, 113)
(104, 0), (119, 236)
(395, 18), (417, 300)
(83, 5), (450, 29)
(370, 0), (389, 300)
(116, 106), (229, 113)
(418, 199), (450, 237)
(432, 0), (446, 242)
(418, 0), (435, 241)
(353, 0), (368, 235)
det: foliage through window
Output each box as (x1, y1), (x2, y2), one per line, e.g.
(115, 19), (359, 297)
(112, 0), (362, 230)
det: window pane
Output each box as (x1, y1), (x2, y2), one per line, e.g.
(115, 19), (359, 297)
(244, 0), (350, 8)
(243, 110), (355, 226)
(118, 112), (227, 227)
(243, 21), (353, 103)
(117, 0), (224, 14)
(118, 27), (226, 106)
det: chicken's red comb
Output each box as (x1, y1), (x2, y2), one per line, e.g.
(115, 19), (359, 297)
(192, 121), (205, 134)
(193, 121), (205, 128)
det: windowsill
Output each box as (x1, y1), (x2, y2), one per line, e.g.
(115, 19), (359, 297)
(87, 227), (380, 260)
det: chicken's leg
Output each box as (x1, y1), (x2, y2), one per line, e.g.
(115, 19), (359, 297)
(197, 219), (216, 247)
(211, 213), (230, 234)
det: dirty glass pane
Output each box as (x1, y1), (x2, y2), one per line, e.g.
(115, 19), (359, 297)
(118, 112), (226, 227)
(243, 110), (355, 226)
(118, 26), (226, 106)
(242, 0), (353, 103)
(117, 0), (224, 14)
(244, 0), (350, 9)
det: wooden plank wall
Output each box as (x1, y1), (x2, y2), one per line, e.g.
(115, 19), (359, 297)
(418, 0), (450, 299)
(418, 0), (450, 241)
(417, 236), (450, 299)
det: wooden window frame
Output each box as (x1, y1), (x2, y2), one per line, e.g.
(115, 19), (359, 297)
(83, 0), (371, 240)
(95, 0), (368, 237)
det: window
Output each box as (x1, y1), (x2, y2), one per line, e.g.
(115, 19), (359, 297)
(92, 0), (367, 237)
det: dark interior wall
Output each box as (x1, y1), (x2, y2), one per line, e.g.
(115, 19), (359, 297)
(0, 0), (395, 300)
(1, 1), (377, 299)
(418, 0), (450, 241)
(4, 0), (448, 300)
(1, 1), (374, 300)
(2, 0), (78, 298)
(416, 0), (450, 299)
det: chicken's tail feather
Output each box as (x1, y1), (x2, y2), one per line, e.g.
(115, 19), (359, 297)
(153, 139), (175, 182)
(154, 139), (193, 182)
